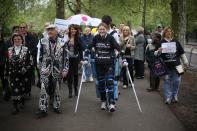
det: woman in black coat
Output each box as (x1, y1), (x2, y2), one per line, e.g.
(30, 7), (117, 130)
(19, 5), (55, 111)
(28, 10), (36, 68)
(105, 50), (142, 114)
(66, 24), (83, 98)
(5, 34), (33, 114)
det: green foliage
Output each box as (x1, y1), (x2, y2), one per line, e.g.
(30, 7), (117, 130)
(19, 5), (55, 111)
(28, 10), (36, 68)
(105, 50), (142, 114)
(0, 0), (196, 36)
(187, 0), (197, 31)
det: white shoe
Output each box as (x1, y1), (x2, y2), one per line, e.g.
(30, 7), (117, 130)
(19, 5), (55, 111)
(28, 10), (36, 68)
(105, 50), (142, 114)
(82, 77), (86, 82)
(89, 76), (94, 82)
(165, 98), (171, 104)
(109, 104), (116, 112)
(172, 96), (178, 103)
(101, 102), (106, 110)
(122, 85), (127, 89)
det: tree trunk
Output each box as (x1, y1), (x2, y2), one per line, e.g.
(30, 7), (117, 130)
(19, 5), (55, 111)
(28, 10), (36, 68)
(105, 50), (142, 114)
(88, 0), (93, 17)
(75, 0), (81, 14)
(56, 0), (65, 19)
(142, 0), (147, 30)
(170, 0), (187, 47)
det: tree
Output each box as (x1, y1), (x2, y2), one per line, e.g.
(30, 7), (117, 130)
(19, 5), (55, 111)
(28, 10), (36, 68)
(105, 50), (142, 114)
(170, 0), (187, 47)
(56, 0), (65, 19)
(142, 0), (147, 29)
(66, 0), (82, 14)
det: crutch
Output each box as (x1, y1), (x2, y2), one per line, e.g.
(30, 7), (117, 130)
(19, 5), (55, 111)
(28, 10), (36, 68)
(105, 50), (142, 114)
(126, 66), (142, 112)
(74, 65), (85, 113)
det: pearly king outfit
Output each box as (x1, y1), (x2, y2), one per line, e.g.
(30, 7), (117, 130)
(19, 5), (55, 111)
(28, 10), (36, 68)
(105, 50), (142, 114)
(38, 37), (69, 113)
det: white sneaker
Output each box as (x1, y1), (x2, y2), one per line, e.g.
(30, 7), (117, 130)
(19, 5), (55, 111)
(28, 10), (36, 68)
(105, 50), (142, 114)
(101, 102), (106, 110)
(172, 96), (178, 103)
(109, 104), (116, 112)
(122, 85), (127, 89)
(82, 77), (86, 82)
(165, 98), (171, 104)
(89, 76), (94, 82)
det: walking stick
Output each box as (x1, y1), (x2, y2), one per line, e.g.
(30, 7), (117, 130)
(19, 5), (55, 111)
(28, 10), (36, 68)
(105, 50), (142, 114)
(126, 67), (142, 112)
(74, 65), (85, 113)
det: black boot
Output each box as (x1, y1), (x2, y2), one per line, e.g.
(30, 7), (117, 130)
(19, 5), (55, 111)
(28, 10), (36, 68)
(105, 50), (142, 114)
(12, 101), (19, 115)
(68, 87), (72, 98)
(53, 108), (62, 114)
(20, 97), (25, 109)
(36, 110), (48, 118)
(74, 88), (78, 96)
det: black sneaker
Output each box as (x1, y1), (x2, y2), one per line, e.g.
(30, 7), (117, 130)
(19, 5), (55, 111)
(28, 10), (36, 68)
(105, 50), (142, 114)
(36, 110), (48, 118)
(12, 108), (19, 115)
(75, 89), (78, 96)
(68, 94), (72, 98)
(53, 108), (62, 114)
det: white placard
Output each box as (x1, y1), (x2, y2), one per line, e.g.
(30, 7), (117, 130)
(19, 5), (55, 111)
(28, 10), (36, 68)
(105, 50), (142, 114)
(161, 42), (176, 53)
(54, 18), (69, 30)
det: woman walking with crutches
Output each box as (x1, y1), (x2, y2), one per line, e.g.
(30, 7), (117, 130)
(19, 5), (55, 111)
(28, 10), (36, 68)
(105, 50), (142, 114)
(87, 23), (120, 112)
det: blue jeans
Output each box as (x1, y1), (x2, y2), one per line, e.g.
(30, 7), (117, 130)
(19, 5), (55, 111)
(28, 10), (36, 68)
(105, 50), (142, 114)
(84, 62), (92, 80)
(91, 58), (96, 78)
(163, 69), (181, 100)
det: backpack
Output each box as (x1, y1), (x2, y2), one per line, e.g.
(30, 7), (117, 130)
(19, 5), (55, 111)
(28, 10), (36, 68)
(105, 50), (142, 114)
(110, 30), (117, 36)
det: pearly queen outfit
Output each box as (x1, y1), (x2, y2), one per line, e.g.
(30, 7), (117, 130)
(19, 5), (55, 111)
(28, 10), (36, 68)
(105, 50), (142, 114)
(5, 45), (33, 102)
(38, 37), (69, 112)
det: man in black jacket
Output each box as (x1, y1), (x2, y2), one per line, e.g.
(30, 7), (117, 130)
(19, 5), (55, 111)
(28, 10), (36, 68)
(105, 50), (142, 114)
(19, 23), (38, 96)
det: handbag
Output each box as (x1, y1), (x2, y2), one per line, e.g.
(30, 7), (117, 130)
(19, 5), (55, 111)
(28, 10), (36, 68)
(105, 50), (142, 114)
(151, 57), (168, 77)
(175, 64), (184, 75)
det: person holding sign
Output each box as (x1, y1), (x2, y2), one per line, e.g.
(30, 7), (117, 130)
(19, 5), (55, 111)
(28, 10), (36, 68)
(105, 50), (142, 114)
(154, 26), (188, 104)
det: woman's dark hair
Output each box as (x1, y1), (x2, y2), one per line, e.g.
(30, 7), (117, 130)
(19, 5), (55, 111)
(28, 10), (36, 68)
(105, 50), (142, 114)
(68, 24), (79, 38)
(68, 24), (81, 54)
(111, 23), (116, 28)
(11, 33), (24, 45)
(12, 26), (19, 32)
(154, 33), (161, 40)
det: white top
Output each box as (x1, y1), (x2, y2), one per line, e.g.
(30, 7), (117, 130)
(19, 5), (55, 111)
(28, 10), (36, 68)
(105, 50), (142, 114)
(14, 46), (21, 55)
(108, 28), (120, 44)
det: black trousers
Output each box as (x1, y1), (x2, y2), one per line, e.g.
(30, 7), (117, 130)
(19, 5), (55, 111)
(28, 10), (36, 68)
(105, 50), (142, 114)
(149, 70), (160, 90)
(134, 60), (144, 77)
(0, 65), (10, 101)
(0, 65), (6, 91)
(67, 58), (79, 95)
(122, 58), (134, 86)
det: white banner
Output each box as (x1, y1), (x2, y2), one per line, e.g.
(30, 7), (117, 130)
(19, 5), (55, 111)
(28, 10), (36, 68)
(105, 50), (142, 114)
(162, 42), (176, 53)
(54, 18), (69, 30)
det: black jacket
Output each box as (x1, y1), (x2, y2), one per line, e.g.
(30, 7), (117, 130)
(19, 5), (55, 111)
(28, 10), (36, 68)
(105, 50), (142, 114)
(159, 38), (184, 70)
(88, 34), (120, 64)
(24, 32), (38, 64)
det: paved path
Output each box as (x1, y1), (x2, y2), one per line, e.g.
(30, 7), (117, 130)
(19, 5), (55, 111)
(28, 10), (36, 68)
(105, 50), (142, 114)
(0, 77), (185, 131)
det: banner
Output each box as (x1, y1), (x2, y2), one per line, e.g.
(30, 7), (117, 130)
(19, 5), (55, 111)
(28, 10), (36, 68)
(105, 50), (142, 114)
(161, 42), (176, 53)
(54, 18), (69, 30)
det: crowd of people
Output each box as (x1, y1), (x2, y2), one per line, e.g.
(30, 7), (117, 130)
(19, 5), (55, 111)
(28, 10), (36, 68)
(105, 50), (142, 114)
(0, 15), (189, 118)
